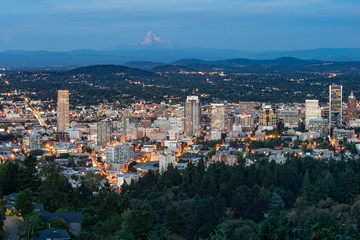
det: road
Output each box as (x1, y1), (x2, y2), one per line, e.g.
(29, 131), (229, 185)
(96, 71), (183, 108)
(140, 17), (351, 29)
(3, 216), (22, 240)
(22, 96), (48, 128)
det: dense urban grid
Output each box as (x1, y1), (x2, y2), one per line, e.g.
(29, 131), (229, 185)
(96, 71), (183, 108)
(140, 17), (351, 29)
(1, 66), (360, 239)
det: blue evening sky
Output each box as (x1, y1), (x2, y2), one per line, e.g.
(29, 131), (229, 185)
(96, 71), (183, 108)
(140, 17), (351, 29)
(1, 0), (359, 51)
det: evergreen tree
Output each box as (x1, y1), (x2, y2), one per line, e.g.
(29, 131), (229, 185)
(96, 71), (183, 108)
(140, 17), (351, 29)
(15, 189), (34, 216)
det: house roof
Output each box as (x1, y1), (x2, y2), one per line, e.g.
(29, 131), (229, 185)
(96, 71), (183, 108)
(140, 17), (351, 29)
(3, 192), (17, 201)
(37, 228), (70, 240)
(42, 211), (83, 223)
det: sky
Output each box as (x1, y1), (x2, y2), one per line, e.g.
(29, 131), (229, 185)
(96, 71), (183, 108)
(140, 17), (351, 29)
(0, 0), (359, 52)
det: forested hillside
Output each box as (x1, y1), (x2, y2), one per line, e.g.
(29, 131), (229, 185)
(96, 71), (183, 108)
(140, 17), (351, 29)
(2, 155), (360, 239)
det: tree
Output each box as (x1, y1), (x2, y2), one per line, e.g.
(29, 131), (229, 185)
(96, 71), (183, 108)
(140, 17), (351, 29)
(127, 161), (137, 172)
(166, 205), (185, 235)
(20, 155), (40, 192)
(310, 222), (352, 240)
(301, 170), (312, 197)
(37, 164), (72, 212)
(47, 218), (68, 230)
(15, 189), (34, 217)
(18, 212), (45, 239)
(269, 193), (285, 215)
(209, 226), (227, 240)
(350, 200), (360, 230)
(258, 215), (287, 240)
(335, 167), (359, 203)
(117, 208), (155, 239)
(29, 149), (43, 157)
(0, 161), (20, 195)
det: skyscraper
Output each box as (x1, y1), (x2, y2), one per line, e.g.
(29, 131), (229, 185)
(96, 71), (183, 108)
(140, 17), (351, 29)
(346, 91), (357, 123)
(97, 120), (111, 146)
(184, 96), (200, 136)
(259, 105), (277, 130)
(57, 90), (69, 132)
(239, 101), (254, 115)
(305, 100), (321, 129)
(211, 103), (226, 140)
(279, 109), (299, 128)
(329, 84), (343, 132)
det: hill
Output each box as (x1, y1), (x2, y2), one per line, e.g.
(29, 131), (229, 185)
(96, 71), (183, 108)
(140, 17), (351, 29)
(66, 64), (157, 78)
(161, 57), (360, 74)
(1, 48), (360, 70)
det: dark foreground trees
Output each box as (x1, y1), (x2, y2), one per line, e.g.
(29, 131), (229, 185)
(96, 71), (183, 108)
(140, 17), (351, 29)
(2, 156), (360, 239)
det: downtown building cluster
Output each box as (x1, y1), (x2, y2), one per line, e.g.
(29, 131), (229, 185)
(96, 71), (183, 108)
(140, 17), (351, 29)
(0, 85), (360, 190)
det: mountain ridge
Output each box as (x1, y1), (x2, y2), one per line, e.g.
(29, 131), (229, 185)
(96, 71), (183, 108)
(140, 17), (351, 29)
(0, 48), (360, 70)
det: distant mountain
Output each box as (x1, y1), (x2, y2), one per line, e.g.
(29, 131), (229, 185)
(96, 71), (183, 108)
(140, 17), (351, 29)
(123, 61), (164, 70)
(0, 47), (360, 70)
(152, 57), (360, 73)
(173, 57), (320, 67)
(109, 31), (174, 50)
(253, 48), (360, 62)
(128, 31), (173, 49)
(151, 64), (196, 73)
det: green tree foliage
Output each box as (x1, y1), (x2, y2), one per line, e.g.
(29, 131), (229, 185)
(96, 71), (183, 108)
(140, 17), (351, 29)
(20, 155), (40, 192)
(117, 208), (154, 240)
(0, 161), (20, 195)
(18, 212), (45, 239)
(1, 152), (360, 239)
(14, 189), (34, 216)
(37, 164), (72, 212)
(127, 161), (138, 173)
(47, 218), (68, 230)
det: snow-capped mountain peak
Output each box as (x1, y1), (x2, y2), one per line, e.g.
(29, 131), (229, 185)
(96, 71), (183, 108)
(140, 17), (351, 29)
(128, 31), (173, 49)
(139, 31), (165, 45)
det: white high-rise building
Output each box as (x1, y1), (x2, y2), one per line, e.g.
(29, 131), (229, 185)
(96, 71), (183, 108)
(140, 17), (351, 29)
(184, 96), (201, 136)
(305, 100), (321, 129)
(211, 103), (226, 140)
(159, 150), (176, 173)
(234, 114), (254, 132)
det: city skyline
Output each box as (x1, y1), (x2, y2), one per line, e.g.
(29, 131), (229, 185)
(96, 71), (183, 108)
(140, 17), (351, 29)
(1, 71), (360, 238)
(1, 0), (360, 238)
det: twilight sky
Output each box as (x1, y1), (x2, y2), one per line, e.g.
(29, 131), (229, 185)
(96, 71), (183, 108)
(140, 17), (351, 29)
(1, 0), (359, 51)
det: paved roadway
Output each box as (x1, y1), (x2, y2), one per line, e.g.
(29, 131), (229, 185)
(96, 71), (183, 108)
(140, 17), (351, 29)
(3, 216), (22, 240)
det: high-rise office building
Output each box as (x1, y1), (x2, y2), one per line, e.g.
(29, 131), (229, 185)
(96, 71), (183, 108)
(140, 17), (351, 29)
(279, 109), (299, 128)
(159, 150), (176, 173)
(239, 101), (254, 115)
(57, 90), (70, 132)
(234, 114), (254, 132)
(23, 132), (41, 151)
(97, 120), (111, 146)
(105, 143), (134, 170)
(211, 103), (226, 140)
(346, 91), (357, 123)
(305, 100), (321, 129)
(184, 96), (200, 136)
(259, 105), (277, 130)
(329, 85), (343, 132)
